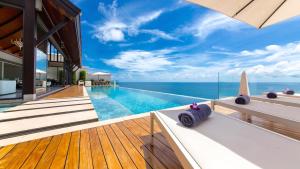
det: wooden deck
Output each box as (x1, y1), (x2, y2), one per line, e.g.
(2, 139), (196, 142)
(0, 117), (183, 169)
(44, 86), (85, 99)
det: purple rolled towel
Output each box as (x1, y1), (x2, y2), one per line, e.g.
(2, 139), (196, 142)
(283, 89), (295, 95)
(178, 104), (211, 127)
(235, 95), (250, 105)
(267, 92), (277, 99)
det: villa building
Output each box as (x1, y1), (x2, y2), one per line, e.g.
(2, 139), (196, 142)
(0, 0), (82, 100)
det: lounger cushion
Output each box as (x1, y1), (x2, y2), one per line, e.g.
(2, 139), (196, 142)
(267, 92), (277, 99)
(283, 89), (295, 95)
(235, 95), (250, 105)
(156, 110), (300, 169)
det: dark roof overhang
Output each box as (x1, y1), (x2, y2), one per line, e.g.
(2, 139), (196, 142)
(0, 0), (82, 67)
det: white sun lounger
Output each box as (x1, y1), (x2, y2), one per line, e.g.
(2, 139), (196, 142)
(150, 110), (300, 169)
(252, 95), (300, 108)
(263, 92), (300, 99)
(212, 98), (300, 131)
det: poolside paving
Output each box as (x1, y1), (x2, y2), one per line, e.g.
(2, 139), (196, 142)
(0, 86), (99, 146)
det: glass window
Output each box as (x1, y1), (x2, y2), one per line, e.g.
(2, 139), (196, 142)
(3, 63), (22, 80)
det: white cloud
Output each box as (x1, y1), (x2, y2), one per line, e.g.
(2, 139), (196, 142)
(140, 29), (180, 42)
(104, 50), (173, 72)
(108, 41), (300, 82)
(86, 0), (179, 43)
(213, 41), (300, 81)
(128, 11), (163, 35)
(93, 20), (126, 42)
(240, 42), (300, 63)
(182, 12), (245, 40)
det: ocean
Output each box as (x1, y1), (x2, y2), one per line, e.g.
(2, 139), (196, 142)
(118, 82), (300, 99)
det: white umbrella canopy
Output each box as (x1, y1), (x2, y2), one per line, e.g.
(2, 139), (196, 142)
(92, 72), (111, 80)
(239, 71), (250, 96)
(187, 0), (300, 28)
(36, 69), (46, 74)
(92, 72), (111, 76)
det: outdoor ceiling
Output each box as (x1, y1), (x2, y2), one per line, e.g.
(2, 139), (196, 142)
(0, 0), (82, 66)
(42, 0), (82, 66)
(0, 6), (23, 58)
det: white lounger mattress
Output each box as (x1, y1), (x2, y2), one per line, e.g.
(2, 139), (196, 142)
(252, 95), (300, 108)
(215, 99), (300, 131)
(156, 110), (300, 169)
(270, 92), (300, 98)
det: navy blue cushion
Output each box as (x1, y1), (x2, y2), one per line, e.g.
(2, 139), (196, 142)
(235, 95), (250, 105)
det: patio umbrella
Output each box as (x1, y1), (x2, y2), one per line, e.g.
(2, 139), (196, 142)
(239, 71), (250, 96)
(92, 72), (111, 80)
(36, 69), (46, 80)
(187, 0), (300, 28)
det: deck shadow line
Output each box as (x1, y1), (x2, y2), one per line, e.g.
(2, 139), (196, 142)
(4, 103), (92, 113)
(0, 118), (99, 140)
(0, 108), (96, 123)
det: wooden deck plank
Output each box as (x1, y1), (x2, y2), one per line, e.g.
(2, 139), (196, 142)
(45, 86), (84, 99)
(116, 122), (168, 169)
(124, 120), (182, 164)
(20, 137), (52, 169)
(0, 139), (40, 169)
(103, 125), (137, 169)
(96, 127), (122, 169)
(133, 118), (172, 148)
(50, 132), (72, 169)
(79, 129), (93, 169)
(88, 128), (108, 169)
(65, 131), (80, 169)
(0, 117), (188, 169)
(143, 116), (162, 132)
(110, 123), (152, 169)
(122, 120), (183, 169)
(35, 135), (62, 169)
(0, 144), (15, 159)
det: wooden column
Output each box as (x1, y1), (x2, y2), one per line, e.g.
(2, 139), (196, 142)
(22, 0), (36, 101)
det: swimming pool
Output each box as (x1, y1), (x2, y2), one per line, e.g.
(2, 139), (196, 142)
(86, 86), (209, 120)
(0, 104), (19, 112)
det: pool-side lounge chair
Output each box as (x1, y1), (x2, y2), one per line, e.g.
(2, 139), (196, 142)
(150, 110), (300, 169)
(264, 92), (300, 98)
(212, 98), (300, 131)
(252, 95), (300, 108)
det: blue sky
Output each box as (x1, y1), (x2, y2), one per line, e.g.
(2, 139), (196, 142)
(71, 0), (300, 82)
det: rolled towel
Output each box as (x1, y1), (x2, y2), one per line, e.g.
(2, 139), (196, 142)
(178, 104), (211, 127)
(235, 95), (250, 105)
(267, 92), (277, 99)
(283, 89), (295, 95)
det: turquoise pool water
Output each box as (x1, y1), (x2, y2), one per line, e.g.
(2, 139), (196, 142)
(0, 104), (18, 112)
(86, 87), (207, 120)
